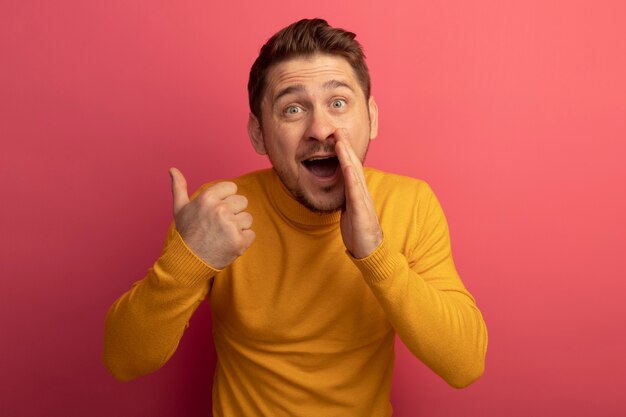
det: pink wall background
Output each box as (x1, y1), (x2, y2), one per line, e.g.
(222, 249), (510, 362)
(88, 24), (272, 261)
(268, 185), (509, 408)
(2, 1), (625, 416)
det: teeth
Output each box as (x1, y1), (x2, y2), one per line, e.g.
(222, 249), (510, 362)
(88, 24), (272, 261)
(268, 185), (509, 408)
(307, 156), (335, 161)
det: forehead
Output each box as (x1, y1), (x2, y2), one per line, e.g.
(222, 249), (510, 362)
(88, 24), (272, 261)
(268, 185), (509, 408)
(263, 54), (362, 102)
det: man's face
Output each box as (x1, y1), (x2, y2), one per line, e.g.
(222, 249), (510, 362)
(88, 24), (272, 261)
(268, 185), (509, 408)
(248, 53), (378, 212)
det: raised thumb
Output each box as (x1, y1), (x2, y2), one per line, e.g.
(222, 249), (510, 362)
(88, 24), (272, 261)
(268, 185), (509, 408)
(169, 167), (190, 216)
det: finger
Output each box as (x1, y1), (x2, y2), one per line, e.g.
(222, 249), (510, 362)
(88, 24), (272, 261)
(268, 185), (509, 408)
(336, 143), (364, 209)
(203, 181), (238, 201)
(336, 141), (377, 219)
(223, 194), (249, 214)
(333, 127), (349, 143)
(241, 229), (256, 249)
(234, 211), (253, 230)
(335, 140), (362, 190)
(335, 132), (367, 189)
(338, 140), (373, 203)
(169, 167), (190, 216)
(335, 128), (358, 166)
(335, 132), (354, 172)
(346, 165), (368, 211)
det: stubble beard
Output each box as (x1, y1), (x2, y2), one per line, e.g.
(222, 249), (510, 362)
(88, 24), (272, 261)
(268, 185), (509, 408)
(293, 182), (345, 213)
(271, 141), (370, 214)
(262, 119), (371, 213)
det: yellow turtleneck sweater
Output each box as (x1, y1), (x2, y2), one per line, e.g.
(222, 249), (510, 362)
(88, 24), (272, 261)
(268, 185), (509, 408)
(104, 168), (487, 416)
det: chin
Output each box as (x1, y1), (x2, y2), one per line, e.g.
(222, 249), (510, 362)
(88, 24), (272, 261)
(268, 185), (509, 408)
(273, 166), (346, 213)
(297, 187), (345, 213)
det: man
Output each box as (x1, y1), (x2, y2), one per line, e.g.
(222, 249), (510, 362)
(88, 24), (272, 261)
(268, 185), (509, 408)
(104, 18), (488, 416)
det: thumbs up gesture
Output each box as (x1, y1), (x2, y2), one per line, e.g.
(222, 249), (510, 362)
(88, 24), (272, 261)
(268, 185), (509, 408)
(169, 168), (255, 269)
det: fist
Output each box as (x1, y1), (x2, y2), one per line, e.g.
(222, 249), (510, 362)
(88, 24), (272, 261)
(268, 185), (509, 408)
(169, 167), (255, 269)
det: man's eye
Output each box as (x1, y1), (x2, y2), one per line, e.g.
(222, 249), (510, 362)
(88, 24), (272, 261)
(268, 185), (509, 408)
(285, 106), (301, 114)
(331, 99), (346, 109)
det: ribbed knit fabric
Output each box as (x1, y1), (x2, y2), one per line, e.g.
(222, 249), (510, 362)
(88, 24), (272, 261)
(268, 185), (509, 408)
(104, 168), (488, 416)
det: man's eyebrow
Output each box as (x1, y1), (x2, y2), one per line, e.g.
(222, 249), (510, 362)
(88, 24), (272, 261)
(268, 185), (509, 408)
(274, 84), (305, 102)
(322, 79), (355, 92)
(273, 80), (355, 102)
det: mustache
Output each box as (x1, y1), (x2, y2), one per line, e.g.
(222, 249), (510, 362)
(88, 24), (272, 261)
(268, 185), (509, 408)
(296, 141), (337, 159)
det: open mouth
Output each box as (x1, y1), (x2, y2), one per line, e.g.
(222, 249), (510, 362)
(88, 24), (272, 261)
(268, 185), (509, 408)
(302, 156), (340, 178)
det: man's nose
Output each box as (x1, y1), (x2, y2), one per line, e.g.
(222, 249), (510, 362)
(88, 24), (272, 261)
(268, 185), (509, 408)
(305, 108), (336, 142)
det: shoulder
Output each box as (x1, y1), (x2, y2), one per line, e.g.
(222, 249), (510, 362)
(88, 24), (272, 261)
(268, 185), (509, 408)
(364, 167), (435, 202)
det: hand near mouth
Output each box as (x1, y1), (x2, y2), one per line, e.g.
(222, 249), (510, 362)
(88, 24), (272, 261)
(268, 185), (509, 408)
(335, 129), (383, 259)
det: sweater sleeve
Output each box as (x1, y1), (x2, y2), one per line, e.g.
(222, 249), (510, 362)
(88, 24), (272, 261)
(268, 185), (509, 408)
(103, 224), (219, 381)
(351, 186), (488, 388)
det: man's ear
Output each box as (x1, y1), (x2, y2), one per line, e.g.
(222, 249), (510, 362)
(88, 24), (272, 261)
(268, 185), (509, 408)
(368, 96), (379, 140)
(248, 113), (267, 155)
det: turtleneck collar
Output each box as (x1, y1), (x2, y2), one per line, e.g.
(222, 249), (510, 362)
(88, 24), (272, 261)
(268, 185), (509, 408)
(266, 169), (342, 228)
